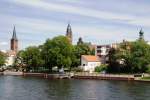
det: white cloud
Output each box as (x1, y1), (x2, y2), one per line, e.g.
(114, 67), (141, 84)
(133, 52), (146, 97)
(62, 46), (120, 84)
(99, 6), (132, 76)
(9, 0), (134, 20)
(0, 13), (138, 45)
(9, 0), (150, 28)
(0, 13), (65, 34)
(0, 42), (8, 46)
(1, 0), (149, 49)
(59, 0), (82, 3)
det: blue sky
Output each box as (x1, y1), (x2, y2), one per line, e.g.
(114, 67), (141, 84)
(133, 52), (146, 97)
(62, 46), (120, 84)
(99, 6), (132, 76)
(0, 0), (150, 50)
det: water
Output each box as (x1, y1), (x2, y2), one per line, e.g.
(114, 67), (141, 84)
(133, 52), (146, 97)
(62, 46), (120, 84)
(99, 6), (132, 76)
(0, 76), (150, 100)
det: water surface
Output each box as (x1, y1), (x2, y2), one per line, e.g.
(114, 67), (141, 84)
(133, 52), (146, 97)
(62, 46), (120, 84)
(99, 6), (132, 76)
(0, 76), (150, 100)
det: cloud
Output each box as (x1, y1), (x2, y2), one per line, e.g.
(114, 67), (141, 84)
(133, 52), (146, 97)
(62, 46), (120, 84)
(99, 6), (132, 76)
(1, 0), (150, 50)
(0, 42), (8, 46)
(10, 0), (133, 20)
(59, 0), (82, 3)
(9, 0), (150, 28)
(0, 12), (138, 45)
(0, 13), (65, 34)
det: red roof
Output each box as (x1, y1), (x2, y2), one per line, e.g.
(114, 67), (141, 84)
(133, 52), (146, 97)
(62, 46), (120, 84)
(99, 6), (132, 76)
(82, 55), (100, 62)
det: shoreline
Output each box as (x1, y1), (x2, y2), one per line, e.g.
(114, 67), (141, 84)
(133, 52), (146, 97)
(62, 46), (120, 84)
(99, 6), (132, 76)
(1, 71), (150, 82)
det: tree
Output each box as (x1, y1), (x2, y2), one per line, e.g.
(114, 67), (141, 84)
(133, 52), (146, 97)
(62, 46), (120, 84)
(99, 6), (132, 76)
(42, 36), (73, 71)
(18, 46), (43, 72)
(108, 40), (150, 73)
(95, 64), (108, 72)
(129, 40), (150, 73)
(0, 51), (6, 67)
(71, 43), (93, 68)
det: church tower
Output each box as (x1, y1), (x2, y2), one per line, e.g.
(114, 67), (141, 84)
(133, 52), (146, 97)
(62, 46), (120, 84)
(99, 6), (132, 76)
(11, 26), (18, 53)
(66, 24), (72, 44)
(139, 29), (144, 40)
(77, 37), (83, 45)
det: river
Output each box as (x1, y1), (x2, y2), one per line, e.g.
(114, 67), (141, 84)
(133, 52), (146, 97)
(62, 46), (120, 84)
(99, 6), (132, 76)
(0, 76), (150, 100)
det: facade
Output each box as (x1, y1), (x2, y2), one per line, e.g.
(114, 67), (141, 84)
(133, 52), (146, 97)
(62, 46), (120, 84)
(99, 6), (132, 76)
(66, 24), (73, 44)
(5, 51), (16, 66)
(95, 43), (118, 64)
(81, 55), (101, 72)
(95, 45), (110, 63)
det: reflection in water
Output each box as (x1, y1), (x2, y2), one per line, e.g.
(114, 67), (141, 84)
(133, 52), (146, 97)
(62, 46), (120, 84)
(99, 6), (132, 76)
(0, 76), (150, 100)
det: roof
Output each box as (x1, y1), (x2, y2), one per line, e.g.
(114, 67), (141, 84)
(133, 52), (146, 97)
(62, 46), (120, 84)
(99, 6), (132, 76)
(66, 24), (72, 35)
(12, 26), (17, 40)
(82, 55), (100, 62)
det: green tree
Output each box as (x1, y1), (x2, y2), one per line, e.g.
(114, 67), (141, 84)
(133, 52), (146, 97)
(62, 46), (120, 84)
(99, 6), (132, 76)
(18, 46), (43, 72)
(108, 40), (150, 73)
(42, 36), (73, 71)
(71, 43), (92, 68)
(129, 40), (150, 73)
(95, 64), (108, 72)
(0, 51), (6, 67)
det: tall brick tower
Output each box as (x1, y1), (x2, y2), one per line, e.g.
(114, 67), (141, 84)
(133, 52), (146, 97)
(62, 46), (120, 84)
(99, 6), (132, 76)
(11, 26), (18, 53)
(66, 24), (72, 44)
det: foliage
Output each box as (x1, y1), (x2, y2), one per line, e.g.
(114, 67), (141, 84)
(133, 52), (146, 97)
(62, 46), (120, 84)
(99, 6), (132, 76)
(146, 65), (150, 73)
(95, 64), (107, 72)
(0, 51), (6, 67)
(108, 40), (150, 73)
(141, 77), (150, 80)
(71, 43), (94, 68)
(15, 35), (94, 72)
(71, 67), (83, 72)
(41, 36), (73, 71)
(18, 46), (44, 72)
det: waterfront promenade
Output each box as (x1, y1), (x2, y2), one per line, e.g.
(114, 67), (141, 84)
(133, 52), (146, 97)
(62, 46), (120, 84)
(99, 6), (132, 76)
(1, 70), (150, 82)
(0, 71), (143, 81)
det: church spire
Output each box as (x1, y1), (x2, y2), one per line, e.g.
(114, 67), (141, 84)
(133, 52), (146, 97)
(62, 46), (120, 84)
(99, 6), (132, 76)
(66, 23), (72, 44)
(11, 26), (18, 53)
(12, 26), (17, 40)
(139, 28), (144, 40)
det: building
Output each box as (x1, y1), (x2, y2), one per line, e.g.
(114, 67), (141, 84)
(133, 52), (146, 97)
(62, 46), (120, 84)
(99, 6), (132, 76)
(139, 29), (144, 41)
(5, 51), (16, 66)
(81, 55), (101, 72)
(77, 37), (83, 45)
(11, 26), (18, 53)
(95, 45), (110, 63)
(95, 43), (118, 64)
(66, 24), (73, 44)
(5, 26), (18, 66)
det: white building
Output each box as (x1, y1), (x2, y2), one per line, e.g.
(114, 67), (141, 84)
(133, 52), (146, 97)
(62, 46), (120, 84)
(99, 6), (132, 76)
(95, 45), (110, 63)
(5, 50), (16, 66)
(0, 50), (16, 69)
(81, 55), (101, 72)
(95, 43), (118, 64)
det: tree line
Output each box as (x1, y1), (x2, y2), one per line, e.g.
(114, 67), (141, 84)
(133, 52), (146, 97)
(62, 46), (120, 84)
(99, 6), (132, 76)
(1, 35), (150, 73)
(15, 35), (94, 72)
(108, 40), (150, 73)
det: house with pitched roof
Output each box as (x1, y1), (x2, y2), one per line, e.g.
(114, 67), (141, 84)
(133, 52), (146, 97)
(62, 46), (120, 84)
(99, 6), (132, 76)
(81, 55), (101, 72)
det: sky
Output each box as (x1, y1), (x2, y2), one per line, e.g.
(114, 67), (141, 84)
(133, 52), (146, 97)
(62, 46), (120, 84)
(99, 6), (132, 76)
(0, 0), (150, 50)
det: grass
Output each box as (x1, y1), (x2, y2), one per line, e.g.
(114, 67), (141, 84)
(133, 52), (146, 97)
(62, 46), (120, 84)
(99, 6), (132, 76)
(141, 77), (150, 80)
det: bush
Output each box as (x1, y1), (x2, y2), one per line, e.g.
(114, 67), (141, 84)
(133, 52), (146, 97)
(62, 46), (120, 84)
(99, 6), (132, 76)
(95, 64), (108, 72)
(71, 67), (83, 72)
(146, 65), (150, 73)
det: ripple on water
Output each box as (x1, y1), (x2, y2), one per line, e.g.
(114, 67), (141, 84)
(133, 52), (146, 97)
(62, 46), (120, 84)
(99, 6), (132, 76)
(0, 76), (150, 100)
